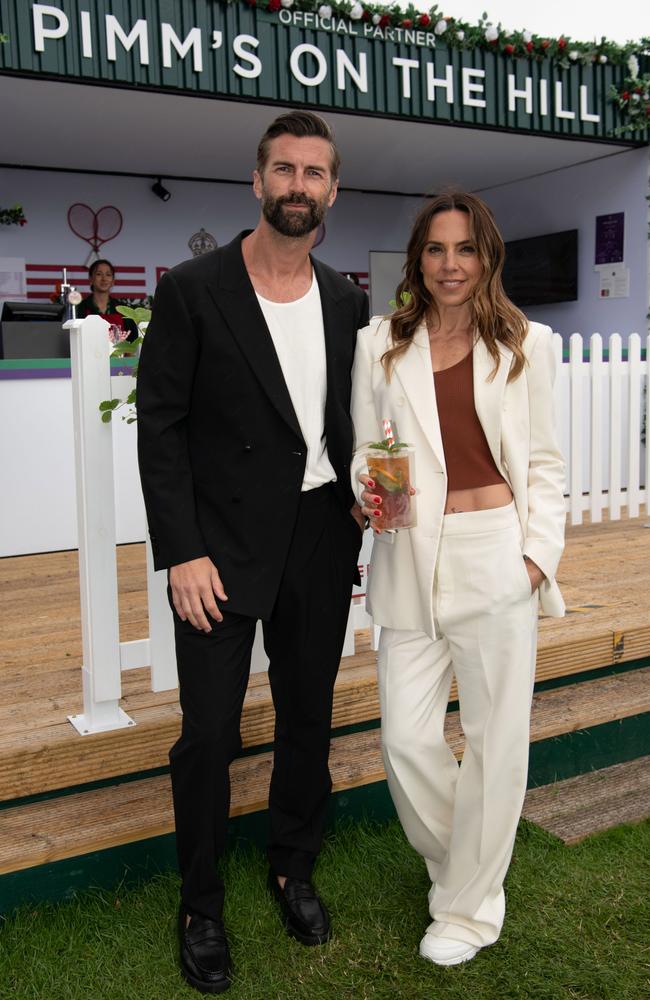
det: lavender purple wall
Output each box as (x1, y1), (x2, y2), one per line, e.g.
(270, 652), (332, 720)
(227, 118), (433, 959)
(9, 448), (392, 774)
(481, 146), (649, 342)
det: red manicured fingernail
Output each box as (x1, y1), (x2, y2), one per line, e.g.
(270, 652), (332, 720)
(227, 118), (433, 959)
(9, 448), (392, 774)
(372, 496), (381, 504)
(372, 510), (381, 517)
(367, 479), (375, 488)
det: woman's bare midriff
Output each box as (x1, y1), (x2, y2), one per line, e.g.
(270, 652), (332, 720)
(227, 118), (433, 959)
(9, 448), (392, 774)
(444, 482), (513, 515)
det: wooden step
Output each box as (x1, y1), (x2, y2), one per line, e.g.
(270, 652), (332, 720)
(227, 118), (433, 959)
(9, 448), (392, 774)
(0, 645), (380, 802)
(522, 756), (650, 843)
(3, 636), (650, 804)
(2, 513), (649, 802)
(2, 668), (648, 877)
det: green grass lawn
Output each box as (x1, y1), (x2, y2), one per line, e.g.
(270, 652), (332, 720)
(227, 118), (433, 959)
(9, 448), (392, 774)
(1, 817), (648, 1000)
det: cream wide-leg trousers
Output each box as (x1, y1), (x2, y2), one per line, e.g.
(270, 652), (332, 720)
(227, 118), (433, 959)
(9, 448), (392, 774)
(377, 502), (539, 949)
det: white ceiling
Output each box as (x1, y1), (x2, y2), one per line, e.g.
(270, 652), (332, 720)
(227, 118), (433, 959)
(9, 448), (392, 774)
(2, 74), (633, 194)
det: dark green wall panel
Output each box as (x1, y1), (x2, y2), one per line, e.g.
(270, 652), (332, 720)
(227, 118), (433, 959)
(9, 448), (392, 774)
(1, 1), (646, 143)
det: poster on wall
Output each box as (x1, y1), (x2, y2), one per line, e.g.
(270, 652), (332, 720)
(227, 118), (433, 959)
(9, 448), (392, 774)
(594, 213), (624, 267)
(0, 258), (26, 300)
(598, 266), (630, 299)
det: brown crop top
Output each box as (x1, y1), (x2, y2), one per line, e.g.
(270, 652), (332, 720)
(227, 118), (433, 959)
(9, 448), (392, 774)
(433, 349), (506, 491)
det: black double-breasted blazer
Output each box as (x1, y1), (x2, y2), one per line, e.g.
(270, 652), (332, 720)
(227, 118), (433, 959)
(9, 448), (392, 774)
(136, 232), (369, 619)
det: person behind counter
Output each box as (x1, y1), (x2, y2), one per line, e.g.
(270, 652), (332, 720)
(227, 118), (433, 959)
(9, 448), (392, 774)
(76, 259), (137, 340)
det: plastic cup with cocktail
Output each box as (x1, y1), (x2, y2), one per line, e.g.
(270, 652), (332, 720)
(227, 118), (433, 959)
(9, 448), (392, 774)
(365, 440), (416, 530)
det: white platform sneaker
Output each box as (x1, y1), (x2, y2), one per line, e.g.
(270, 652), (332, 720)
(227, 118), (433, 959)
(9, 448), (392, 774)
(419, 932), (479, 967)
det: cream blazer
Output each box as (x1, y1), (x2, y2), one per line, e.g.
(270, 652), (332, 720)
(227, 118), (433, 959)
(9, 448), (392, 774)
(351, 317), (566, 638)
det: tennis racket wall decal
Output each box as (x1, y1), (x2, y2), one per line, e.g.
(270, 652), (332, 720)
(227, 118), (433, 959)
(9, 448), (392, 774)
(67, 203), (123, 266)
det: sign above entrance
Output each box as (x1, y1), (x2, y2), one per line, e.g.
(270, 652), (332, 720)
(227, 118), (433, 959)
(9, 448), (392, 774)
(0, 1), (646, 143)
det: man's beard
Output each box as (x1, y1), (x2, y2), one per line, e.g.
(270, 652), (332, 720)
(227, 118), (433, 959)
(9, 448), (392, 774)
(261, 191), (327, 238)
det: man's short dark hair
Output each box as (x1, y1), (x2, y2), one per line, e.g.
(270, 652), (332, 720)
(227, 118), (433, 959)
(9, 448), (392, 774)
(256, 111), (340, 180)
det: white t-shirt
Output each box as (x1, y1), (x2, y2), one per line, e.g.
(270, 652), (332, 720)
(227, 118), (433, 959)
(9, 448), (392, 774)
(256, 275), (336, 491)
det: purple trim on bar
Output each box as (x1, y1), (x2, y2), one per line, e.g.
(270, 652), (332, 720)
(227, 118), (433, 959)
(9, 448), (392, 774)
(0, 365), (135, 381)
(0, 367), (71, 380)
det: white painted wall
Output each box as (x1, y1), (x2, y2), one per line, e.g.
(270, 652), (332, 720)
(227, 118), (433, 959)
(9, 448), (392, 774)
(0, 373), (143, 557)
(481, 146), (649, 340)
(367, 149), (650, 341)
(1, 149), (647, 342)
(0, 166), (418, 292)
(1, 151), (647, 559)
(3, 334), (644, 557)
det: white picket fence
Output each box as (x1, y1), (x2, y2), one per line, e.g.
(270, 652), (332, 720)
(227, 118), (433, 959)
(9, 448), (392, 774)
(65, 319), (649, 735)
(556, 332), (649, 525)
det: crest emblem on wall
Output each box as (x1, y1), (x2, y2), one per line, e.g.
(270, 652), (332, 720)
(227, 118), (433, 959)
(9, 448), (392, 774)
(188, 228), (218, 256)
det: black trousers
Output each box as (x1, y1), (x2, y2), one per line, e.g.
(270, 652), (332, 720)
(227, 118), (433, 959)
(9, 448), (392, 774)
(169, 484), (362, 921)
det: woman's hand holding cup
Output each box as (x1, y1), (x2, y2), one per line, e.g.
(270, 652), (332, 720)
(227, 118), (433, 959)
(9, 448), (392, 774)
(358, 471), (416, 535)
(359, 472), (383, 534)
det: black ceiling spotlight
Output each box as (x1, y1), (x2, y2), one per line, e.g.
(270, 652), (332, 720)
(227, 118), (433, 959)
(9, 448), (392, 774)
(151, 177), (171, 202)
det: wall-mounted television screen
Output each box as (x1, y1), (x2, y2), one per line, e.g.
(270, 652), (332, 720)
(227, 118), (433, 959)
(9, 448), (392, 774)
(502, 229), (578, 307)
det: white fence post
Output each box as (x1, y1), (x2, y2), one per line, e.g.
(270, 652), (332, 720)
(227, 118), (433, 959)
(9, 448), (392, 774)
(646, 334), (650, 514)
(552, 333), (564, 426)
(341, 606), (356, 657)
(146, 536), (178, 692)
(589, 334), (604, 524)
(627, 333), (642, 518)
(569, 333), (584, 525)
(66, 317), (135, 735)
(608, 334), (623, 521)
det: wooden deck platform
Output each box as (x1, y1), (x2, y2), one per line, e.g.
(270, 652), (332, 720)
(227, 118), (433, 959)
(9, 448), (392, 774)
(1, 513), (649, 802)
(3, 668), (648, 876)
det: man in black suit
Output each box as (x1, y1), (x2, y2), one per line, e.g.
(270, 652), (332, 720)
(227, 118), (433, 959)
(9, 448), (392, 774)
(137, 111), (369, 994)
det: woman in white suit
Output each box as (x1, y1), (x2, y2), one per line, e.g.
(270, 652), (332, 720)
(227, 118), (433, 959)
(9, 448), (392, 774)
(351, 192), (566, 967)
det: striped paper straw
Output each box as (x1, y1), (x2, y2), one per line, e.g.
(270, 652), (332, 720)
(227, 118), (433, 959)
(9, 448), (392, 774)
(382, 419), (395, 447)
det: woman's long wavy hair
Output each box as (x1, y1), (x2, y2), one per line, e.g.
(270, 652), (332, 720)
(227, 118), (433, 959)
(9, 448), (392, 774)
(383, 192), (528, 382)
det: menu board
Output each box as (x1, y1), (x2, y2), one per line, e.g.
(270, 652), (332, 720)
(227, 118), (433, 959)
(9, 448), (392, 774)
(595, 213), (624, 267)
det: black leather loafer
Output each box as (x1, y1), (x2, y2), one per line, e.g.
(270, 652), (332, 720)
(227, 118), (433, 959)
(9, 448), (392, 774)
(178, 907), (232, 994)
(267, 873), (331, 946)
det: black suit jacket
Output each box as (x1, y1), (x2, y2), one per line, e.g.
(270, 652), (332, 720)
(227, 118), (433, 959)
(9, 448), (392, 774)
(136, 231), (369, 619)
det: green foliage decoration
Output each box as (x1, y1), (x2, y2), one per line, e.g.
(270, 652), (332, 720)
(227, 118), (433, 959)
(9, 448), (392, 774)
(610, 71), (650, 135)
(98, 305), (150, 423)
(0, 204), (27, 226)
(388, 291), (412, 310)
(366, 439), (410, 452)
(219, 1), (649, 68)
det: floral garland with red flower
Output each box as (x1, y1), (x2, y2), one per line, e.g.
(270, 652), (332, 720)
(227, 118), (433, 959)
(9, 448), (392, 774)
(0, 204), (27, 226)
(610, 57), (650, 135)
(223, 1), (648, 68)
